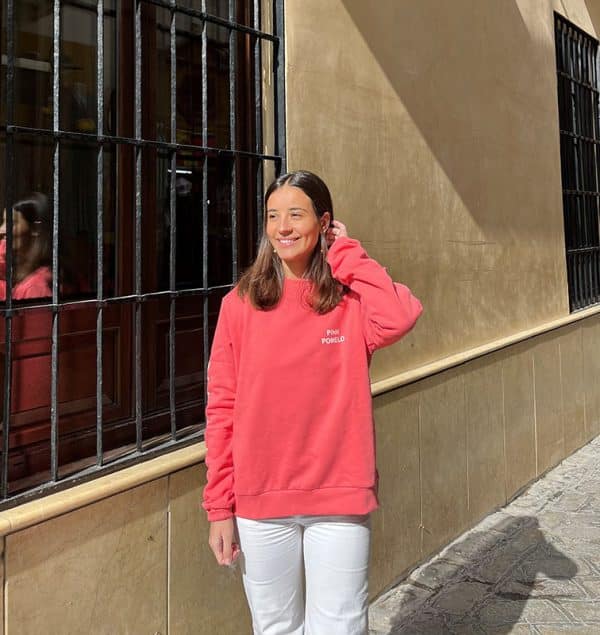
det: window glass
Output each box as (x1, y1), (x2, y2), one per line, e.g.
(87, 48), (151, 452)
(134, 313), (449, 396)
(12, 1), (54, 129)
(176, 13), (204, 146)
(141, 4), (171, 142)
(60, 2), (98, 133)
(0, 0), (277, 500)
(179, 1), (230, 21)
(59, 140), (117, 299)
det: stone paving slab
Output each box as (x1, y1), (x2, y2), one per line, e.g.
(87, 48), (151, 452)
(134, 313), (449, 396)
(369, 436), (600, 634)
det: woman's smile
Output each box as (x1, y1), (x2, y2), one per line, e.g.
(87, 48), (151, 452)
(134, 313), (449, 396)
(277, 237), (299, 247)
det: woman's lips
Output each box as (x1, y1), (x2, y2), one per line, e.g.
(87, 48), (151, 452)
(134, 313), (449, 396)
(278, 238), (298, 247)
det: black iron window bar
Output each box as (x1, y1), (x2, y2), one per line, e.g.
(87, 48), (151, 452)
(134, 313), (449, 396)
(0, 0), (286, 508)
(555, 14), (600, 311)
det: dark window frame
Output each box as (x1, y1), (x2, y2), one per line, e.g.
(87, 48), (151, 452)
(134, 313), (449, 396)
(555, 13), (600, 311)
(0, 0), (286, 508)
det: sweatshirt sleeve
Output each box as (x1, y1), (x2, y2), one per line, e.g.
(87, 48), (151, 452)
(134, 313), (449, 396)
(202, 297), (237, 521)
(327, 237), (423, 354)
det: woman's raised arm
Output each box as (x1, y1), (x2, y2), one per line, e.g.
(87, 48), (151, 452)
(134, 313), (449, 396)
(326, 223), (423, 353)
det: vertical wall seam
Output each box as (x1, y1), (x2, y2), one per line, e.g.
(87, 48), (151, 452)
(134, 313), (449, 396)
(500, 360), (508, 505)
(532, 354), (539, 476)
(417, 395), (423, 557)
(581, 326), (588, 441)
(3, 536), (6, 635)
(464, 372), (470, 516)
(166, 476), (171, 635)
(558, 339), (566, 457)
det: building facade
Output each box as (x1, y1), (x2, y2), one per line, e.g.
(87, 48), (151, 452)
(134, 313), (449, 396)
(1, 1), (600, 633)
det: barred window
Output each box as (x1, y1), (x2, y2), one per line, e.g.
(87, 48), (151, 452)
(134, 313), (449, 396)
(555, 14), (600, 311)
(0, 0), (285, 505)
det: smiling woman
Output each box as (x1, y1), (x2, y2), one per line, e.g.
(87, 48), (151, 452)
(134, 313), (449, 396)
(203, 169), (424, 634)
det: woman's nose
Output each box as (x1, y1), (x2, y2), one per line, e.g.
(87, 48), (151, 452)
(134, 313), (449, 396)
(278, 217), (291, 232)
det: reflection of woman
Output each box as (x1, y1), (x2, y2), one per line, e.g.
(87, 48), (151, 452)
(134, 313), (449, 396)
(0, 193), (52, 300)
(203, 171), (423, 634)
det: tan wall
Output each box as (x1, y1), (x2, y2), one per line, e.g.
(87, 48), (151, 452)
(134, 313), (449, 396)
(1, 311), (598, 633)
(371, 313), (599, 593)
(285, 0), (600, 383)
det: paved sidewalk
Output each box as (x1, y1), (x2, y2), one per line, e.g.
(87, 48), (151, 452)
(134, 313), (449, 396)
(369, 436), (600, 634)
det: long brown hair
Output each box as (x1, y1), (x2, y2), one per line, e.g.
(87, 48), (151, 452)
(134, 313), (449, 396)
(237, 170), (345, 313)
(12, 193), (52, 282)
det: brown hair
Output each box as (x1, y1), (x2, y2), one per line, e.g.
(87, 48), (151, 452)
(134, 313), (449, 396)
(11, 193), (52, 283)
(237, 170), (345, 313)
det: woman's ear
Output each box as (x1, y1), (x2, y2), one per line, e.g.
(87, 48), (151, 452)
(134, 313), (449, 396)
(321, 211), (331, 232)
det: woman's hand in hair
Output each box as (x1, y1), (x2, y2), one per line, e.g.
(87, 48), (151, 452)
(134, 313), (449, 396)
(209, 518), (240, 566)
(326, 219), (348, 246)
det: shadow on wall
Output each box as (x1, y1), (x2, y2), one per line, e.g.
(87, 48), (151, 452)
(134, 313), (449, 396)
(386, 515), (578, 633)
(584, 1), (600, 33)
(339, 0), (571, 236)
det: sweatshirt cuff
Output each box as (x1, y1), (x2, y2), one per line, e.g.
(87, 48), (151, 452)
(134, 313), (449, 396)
(326, 236), (363, 284)
(326, 235), (357, 257)
(206, 508), (234, 522)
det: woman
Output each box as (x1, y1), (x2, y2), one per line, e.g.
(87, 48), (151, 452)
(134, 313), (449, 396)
(0, 193), (52, 300)
(203, 171), (422, 634)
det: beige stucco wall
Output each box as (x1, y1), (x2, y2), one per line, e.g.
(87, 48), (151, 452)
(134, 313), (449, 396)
(285, 0), (600, 383)
(1, 310), (597, 634)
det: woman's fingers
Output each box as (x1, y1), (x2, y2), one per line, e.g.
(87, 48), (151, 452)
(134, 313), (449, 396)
(209, 519), (236, 566)
(221, 534), (233, 565)
(328, 220), (348, 241)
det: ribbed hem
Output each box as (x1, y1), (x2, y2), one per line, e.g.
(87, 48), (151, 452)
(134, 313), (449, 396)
(234, 487), (378, 520)
(206, 509), (234, 522)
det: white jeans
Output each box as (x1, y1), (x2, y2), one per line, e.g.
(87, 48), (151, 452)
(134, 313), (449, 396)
(235, 514), (371, 635)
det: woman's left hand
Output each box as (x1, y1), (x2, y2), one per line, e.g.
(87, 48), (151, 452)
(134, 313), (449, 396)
(326, 219), (348, 246)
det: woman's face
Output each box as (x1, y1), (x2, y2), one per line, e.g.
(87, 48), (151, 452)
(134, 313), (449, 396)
(0, 209), (33, 255)
(266, 184), (330, 278)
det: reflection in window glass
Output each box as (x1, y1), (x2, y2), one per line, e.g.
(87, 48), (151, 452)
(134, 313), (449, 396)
(175, 16), (233, 148)
(0, 138), (51, 303)
(60, 2), (98, 133)
(0, 307), (53, 492)
(235, 31), (257, 153)
(0, 0), (277, 496)
(175, 153), (204, 290)
(142, 146), (171, 294)
(207, 25), (231, 148)
(208, 157), (233, 286)
(176, 13), (204, 146)
(104, 1), (118, 135)
(140, 150), (235, 291)
(174, 295), (205, 430)
(179, 0), (230, 20)
(0, 195), (52, 302)
(142, 4), (171, 141)
(60, 141), (96, 297)
(0, 138), (55, 303)
(10, 1), (54, 129)
(59, 141), (117, 299)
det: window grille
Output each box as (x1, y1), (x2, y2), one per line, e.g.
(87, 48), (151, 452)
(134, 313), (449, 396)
(0, 0), (285, 508)
(555, 14), (600, 311)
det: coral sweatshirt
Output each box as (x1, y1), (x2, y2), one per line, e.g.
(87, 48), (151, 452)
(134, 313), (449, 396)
(0, 240), (52, 300)
(202, 237), (423, 521)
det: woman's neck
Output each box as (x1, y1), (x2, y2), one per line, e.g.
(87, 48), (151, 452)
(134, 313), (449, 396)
(11, 252), (40, 283)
